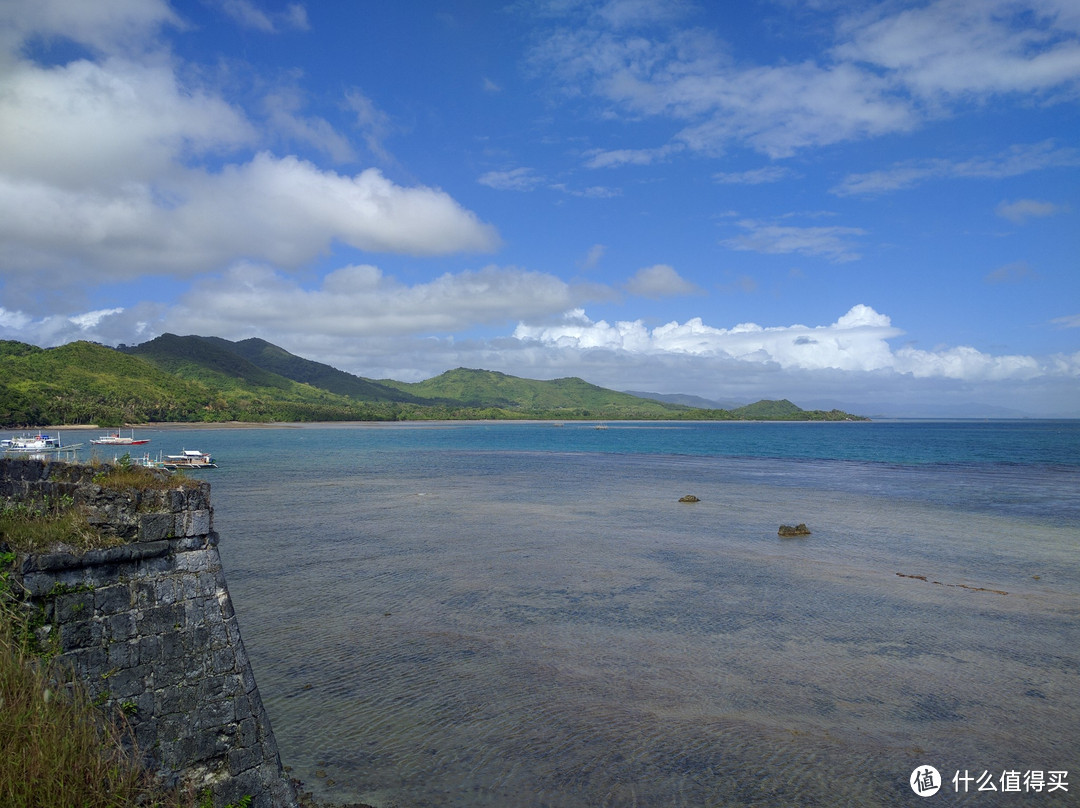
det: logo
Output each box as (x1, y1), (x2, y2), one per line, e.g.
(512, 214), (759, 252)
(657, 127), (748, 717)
(911, 765), (942, 796)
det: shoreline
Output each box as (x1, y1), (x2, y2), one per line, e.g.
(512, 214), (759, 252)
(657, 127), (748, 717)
(10, 416), (1076, 433)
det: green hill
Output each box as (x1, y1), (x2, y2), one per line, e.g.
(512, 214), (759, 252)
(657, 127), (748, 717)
(0, 340), (214, 426)
(121, 334), (298, 391)
(0, 336), (868, 427)
(223, 337), (423, 403)
(383, 368), (687, 417)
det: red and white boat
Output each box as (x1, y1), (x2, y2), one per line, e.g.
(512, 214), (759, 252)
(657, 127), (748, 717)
(90, 429), (150, 446)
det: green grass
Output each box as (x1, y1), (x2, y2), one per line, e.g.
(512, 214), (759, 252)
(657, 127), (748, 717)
(93, 460), (198, 492)
(0, 552), (252, 808)
(0, 623), (156, 807)
(0, 502), (110, 555)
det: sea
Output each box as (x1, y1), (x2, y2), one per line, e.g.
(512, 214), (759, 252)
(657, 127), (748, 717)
(88, 420), (1080, 806)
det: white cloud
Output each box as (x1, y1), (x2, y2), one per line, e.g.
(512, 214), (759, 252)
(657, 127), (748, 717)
(215, 0), (310, 33)
(833, 0), (1080, 98)
(984, 261), (1039, 284)
(720, 220), (866, 263)
(624, 264), (700, 299)
(713, 166), (794, 185)
(0, 0), (182, 58)
(528, 0), (1080, 159)
(0, 155), (501, 293)
(584, 145), (681, 169)
(893, 345), (1043, 381)
(511, 303), (1072, 388)
(0, 4), (499, 304)
(833, 140), (1080, 195)
(264, 86), (356, 163)
(158, 263), (592, 339)
(995, 198), (1066, 223)
(580, 244), (607, 270)
(343, 89), (396, 164)
(514, 304), (900, 371)
(4, 300), (1076, 416)
(0, 57), (254, 189)
(478, 167), (544, 191)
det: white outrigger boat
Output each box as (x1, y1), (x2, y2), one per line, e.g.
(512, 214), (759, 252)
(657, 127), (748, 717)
(1, 431), (83, 454)
(159, 449), (217, 470)
(91, 429), (150, 446)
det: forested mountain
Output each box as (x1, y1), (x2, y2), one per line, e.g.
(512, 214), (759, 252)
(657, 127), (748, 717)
(0, 336), (867, 427)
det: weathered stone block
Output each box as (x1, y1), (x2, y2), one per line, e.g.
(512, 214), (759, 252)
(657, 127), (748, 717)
(58, 617), (93, 649)
(95, 584), (131, 616)
(55, 591), (94, 622)
(139, 512), (174, 542)
(104, 611), (137, 643)
(229, 745), (262, 777)
(175, 547), (211, 573)
(175, 508), (212, 539)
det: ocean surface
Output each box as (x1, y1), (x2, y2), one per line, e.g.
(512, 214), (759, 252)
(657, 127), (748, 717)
(92, 420), (1080, 806)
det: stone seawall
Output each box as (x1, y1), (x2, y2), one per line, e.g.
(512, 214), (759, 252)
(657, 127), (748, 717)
(1, 458), (298, 808)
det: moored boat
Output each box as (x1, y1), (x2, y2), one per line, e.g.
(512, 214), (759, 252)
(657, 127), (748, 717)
(160, 449), (217, 470)
(91, 429), (150, 446)
(1, 431), (83, 454)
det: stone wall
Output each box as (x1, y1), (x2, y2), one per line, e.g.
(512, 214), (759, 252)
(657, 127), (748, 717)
(1, 458), (298, 808)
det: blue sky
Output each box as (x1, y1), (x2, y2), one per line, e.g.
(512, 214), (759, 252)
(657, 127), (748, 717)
(1, 0), (1078, 417)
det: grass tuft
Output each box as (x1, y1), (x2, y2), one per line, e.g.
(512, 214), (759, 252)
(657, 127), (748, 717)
(0, 597), (156, 807)
(0, 501), (114, 555)
(94, 458), (198, 492)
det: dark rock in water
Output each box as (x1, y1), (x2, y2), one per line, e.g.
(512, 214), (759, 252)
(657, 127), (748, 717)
(778, 523), (811, 537)
(679, 495), (700, 503)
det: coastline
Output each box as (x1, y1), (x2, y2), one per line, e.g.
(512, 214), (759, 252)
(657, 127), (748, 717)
(17, 417), (877, 434)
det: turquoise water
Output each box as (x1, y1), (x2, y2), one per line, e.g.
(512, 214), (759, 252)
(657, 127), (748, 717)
(90, 421), (1080, 806)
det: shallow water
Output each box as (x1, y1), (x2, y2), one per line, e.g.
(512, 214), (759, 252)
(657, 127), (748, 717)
(92, 421), (1080, 806)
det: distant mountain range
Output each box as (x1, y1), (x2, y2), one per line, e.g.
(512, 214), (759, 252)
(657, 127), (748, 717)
(624, 390), (747, 410)
(0, 335), (868, 427)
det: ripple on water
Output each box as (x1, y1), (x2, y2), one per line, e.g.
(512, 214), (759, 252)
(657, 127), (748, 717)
(213, 443), (1080, 807)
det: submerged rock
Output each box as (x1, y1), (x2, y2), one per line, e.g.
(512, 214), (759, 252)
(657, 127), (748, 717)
(778, 523), (811, 537)
(678, 495), (700, 503)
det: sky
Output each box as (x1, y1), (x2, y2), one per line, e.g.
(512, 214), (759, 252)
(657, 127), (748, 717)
(1, 0), (1078, 417)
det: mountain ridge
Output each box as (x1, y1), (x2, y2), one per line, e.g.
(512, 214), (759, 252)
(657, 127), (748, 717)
(0, 336), (869, 426)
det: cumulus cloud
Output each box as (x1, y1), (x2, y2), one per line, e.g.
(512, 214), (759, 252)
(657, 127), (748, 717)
(0, 57), (254, 189)
(157, 263), (590, 339)
(624, 265), (700, 299)
(0, 155), (500, 295)
(514, 304), (900, 372)
(0, 2), (499, 305)
(511, 303), (1072, 388)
